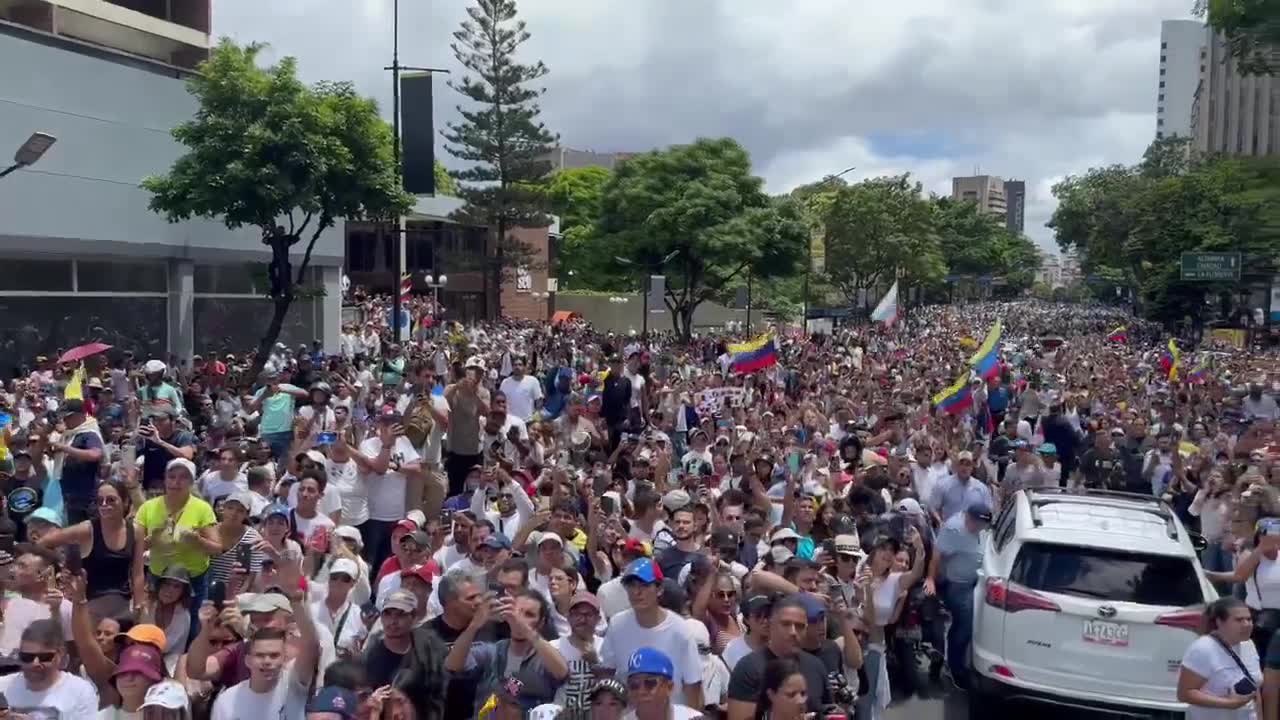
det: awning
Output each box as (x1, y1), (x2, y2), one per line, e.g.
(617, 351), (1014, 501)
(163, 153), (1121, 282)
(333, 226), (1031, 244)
(551, 310), (581, 325)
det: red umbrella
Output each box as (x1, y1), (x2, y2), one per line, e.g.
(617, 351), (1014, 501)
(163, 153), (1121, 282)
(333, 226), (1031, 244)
(59, 342), (113, 364)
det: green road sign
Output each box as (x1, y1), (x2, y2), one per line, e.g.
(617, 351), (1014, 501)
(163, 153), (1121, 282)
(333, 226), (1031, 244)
(1181, 252), (1241, 281)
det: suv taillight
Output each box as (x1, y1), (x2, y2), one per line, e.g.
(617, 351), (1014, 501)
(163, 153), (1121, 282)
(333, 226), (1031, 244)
(1155, 608), (1203, 633)
(984, 578), (1061, 613)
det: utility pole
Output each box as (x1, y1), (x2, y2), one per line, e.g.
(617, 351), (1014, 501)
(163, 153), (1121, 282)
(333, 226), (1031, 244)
(384, 0), (449, 342)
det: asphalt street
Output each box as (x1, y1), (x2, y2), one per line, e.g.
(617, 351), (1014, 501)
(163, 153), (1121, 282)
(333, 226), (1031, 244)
(886, 694), (1155, 720)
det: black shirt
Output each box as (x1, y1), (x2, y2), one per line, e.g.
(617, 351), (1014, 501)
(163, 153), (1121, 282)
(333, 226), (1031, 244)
(727, 647), (832, 713)
(427, 616), (495, 720)
(1078, 447), (1125, 490)
(137, 430), (197, 492)
(364, 638), (410, 689)
(657, 546), (699, 580)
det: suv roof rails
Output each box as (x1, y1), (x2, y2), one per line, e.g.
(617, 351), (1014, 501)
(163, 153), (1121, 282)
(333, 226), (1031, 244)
(1023, 489), (1178, 540)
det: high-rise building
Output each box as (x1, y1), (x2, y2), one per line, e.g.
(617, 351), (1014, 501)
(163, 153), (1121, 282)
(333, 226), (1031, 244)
(1191, 30), (1280, 156)
(0, 0), (212, 69)
(952, 175), (1007, 217)
(1158, 20), (1207, 140)
(1003, 179), (1025, 234)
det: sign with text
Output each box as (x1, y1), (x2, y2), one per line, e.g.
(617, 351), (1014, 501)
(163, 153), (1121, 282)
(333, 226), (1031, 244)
(696, 387), (745, 416)
(1181, 252), (1241, 281)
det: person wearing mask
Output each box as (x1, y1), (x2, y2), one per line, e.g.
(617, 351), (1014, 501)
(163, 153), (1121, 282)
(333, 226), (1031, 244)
(248, 372), (309, 462)
(134, 458), (219, 636)
(600, 559), (703, 710)
(209, 572), (320, 720)
(134, 409), (196, 495)
(1179, 597), (1260, 720)
(930, 501), (991, 689)
(360, 589), (448, 720)
(444, 358), (490, 498)
(0, 619), (99, 717)
(499, 356), (544, 423)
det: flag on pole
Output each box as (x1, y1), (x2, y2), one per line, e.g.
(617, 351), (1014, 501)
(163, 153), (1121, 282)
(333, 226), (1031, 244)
(1106, 325), (1127, 342)
(870, 281), (900, 326)
(932, 372), (974, 414)
(400, 272), (412, 304)
(1159, 339), (1181, 382)
(968, 319), (1003, 380)
(729, 334), (779, 373)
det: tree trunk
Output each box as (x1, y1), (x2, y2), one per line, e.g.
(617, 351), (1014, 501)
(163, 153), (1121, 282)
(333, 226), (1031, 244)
(492, 221), (506, 319)
(249, 294), (292, 381)
(249, 236), (295, 381)
(678, 304), (696, 342)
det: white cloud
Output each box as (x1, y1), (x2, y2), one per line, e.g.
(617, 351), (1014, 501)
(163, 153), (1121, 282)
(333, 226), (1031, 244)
(212, 0), (1202, 255)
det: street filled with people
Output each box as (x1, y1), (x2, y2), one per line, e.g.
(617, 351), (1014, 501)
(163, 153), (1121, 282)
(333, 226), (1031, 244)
(0, 298), (1277, 719)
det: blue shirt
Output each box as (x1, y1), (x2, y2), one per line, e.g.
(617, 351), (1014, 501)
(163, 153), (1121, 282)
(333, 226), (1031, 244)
(988, 386), (1010, 414)
(930, 474), (993, 524)
(936, 513), (983, 584)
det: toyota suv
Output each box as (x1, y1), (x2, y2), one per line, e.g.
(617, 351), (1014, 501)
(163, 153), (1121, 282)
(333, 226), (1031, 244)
(970, 488), (1216, 718)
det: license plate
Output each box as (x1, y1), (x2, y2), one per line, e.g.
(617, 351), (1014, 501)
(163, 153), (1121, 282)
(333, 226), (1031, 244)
(1082, 619), (1129, 647)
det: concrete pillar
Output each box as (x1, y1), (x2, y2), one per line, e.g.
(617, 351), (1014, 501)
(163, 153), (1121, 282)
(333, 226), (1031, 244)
(167, 259), (194, 364)
(320, 265), (342, 355)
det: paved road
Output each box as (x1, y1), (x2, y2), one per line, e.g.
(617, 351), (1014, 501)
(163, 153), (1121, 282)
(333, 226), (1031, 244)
(887, 694), (1149, 720)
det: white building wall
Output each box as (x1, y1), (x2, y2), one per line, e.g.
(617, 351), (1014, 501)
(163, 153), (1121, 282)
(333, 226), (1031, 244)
(1158, 20), (1206, 140)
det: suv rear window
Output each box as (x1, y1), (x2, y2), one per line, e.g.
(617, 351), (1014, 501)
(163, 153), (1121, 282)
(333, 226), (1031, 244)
(1011, 542), (1203, 607)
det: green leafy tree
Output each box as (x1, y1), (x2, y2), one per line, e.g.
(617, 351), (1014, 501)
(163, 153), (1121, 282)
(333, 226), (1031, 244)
(143, 40), (411, 376)
(819, 175), (946, 308)
(434, 160), (458, 196)
(443, 0), (558, 318)
(1197, 0), (1280, 75)
(546, 166), (615, 290)
(596, 138), (808, 338)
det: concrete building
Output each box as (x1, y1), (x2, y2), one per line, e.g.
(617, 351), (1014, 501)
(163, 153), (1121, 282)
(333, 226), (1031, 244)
(1158, 19), (1206, 140)
(952, 175), (1007, 217)
(1003, 179), (1026, 234)
(1037, 255), (1063, 288)
(1192, 29), (1280, 156)
(0, 10), (344, 373)
(546, 146), (637, 172)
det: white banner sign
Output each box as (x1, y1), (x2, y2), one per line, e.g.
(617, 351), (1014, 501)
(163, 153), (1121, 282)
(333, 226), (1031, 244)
(696, 387), (745, 416)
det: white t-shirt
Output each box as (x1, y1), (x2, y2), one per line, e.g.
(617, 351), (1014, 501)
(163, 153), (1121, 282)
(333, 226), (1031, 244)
(624, 369), (646, 409)
(199, 470), (248, 502)
(1181, 634), (1260, 720)
(0, 670), (99, 719)
(360, 436), (421, 522)
(293, 511), (336, 548)
(285, 479), (343, 519)
(499, 374), (544, 422)
(210, 660), (311, 720)
(721, 635), (753, 672)
(324, 458), (366, 526)
(0, 597), (73, 655)
(870, 571), (906, 628)
(597, 577), (631, 620)
(601, 609), (703, 706)
(553, 635), (604, 709)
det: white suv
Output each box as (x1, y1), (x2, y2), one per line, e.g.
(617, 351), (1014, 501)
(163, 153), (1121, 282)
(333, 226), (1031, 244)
(970, 487), (1217, 718)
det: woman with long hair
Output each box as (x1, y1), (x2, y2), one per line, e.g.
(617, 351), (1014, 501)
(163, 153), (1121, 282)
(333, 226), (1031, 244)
(752, 658), (809, 720)
(1177, 596), (1260, 719)
(39, 478), (144, 619)
(141, 566), (192, 674)
(692, 570), (744, 656)
(205, 491), (264, 585)
(856, 528), (926, 720)
(257, 502), (304, 572)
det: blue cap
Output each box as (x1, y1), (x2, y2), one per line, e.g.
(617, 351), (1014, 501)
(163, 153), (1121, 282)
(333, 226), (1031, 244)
(307, 686), (358, 718)
(621, 558), (664, 584)
(797, 593), (827, 622)
(1011, 439), (1028, 450)
(966, 501), (994, 523)
(1037, 443), (1058, 455)
(627, 647), (674, 679)
(263, 503), (291, 521)
(482, 534), (512, 551)
(27, 506), (63, 528)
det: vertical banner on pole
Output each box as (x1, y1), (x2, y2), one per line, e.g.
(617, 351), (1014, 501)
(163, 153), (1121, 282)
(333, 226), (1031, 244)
(400, 72), (435, 195)
(648, 275), (665, 314)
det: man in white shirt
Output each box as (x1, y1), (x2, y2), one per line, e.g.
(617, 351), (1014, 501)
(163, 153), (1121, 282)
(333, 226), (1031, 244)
(499, 356), (544, 422)
(210, 579), (320, 720)
(311, 558), (367, 658)
(351, 415), (423, 573)
(470, 467), (536, 542)
(0, 619), (98, 718)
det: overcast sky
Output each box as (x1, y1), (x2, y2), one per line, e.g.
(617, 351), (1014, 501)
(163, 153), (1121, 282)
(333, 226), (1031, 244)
(213, 0), (1199, 254)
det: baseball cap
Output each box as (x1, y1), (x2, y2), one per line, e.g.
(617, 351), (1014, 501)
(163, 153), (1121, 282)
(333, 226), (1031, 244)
(394, 518), (419, 536)
(966, 501), (994, 524)
(238, 593), (293, 614)
(956, 450), (975, 462)
(590, 678), (628, 704)
(141, 680), (189, 710)
(383, 589), (419, 613)
(329, 558), (359, 579)
(115, 624), (166, 651)
(535, 532), (564, 549)
(308, 686), (359, 719)
(770, 527), (801, 544)
(482, 534), (513, 551)
(59, 399), (85, 415)
(709, 528), (740, 553)
(143, 360), (166, 375)
(297, 449), (327, 465)
(895, 498), (925, 517)
(621, 558), (664, 584)
(400, 564), (434, 584)
(833, 534), (863, 556)
(1037, 443), (1058, 456)
(165, 457), (197, 479)
(741, 594), (774, 617)
(263, 503), (291, 521)
(113, 643), (164, 682)
(661, 489), (691, 512)
(797, 593), (827, 623)
(569, 591), (600, 612)
(222, 491), (255, 512)
(333, 525), (363, 547)
(26, 507), (63, 528)
(627, 647), (674, 679)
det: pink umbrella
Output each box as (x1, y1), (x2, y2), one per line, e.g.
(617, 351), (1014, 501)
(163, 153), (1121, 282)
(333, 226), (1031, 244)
(59, 342), (113, 364)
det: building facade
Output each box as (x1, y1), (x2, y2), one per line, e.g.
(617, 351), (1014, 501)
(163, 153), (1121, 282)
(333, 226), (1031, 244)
(545, 146), (637, 172)
(0, 14), (343, 374)
(1158, 19), (1206, 140)
(1192, 29), (1280, 156)
(951, 175), (1007, 217)
(1003, 179), (1025, 234)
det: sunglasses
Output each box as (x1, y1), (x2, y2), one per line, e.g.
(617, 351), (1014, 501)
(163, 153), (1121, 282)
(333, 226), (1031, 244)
(627, 676), (661, 692)
(18, 651), (56, 663)
(715, 590), (738, 600)
(97, 496), (121, 506)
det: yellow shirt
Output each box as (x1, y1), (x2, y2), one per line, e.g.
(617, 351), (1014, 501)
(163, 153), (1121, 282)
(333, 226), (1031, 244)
(136, 494), (217, 576)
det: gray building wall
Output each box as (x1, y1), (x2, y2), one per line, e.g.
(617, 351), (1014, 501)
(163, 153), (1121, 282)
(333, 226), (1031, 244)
(0, 25), (342, 368)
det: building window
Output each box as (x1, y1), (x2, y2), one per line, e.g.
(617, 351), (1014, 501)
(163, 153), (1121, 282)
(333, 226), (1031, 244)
(1162, 41), (1167, 49)
(1160, 68), (1166, 75)
(1157, 131), (1164, 139)
(1160, 81), (1166, 88)
(194, 264), (261, 295)
(1159, 94), (1165, 101)
(1201, 64), (1205, 73)
(345, 228), (378, 273)
(76, 261), (167, 293)
(1161, 55), (1167, 62)
(1158, 105), (1165, 113)
(1157, 118), (1164, 126)
(0, 259), (72, 291)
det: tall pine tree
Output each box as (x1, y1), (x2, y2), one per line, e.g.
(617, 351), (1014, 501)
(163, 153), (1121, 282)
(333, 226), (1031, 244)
(443, 0), (557, 318)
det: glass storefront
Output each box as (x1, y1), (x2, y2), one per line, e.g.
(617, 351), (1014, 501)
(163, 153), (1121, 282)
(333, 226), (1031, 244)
(193, 297), (317, 357)
(0, 296), (167, 377)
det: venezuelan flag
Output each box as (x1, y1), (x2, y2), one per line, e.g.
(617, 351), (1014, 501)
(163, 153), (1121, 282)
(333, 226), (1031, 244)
(932, 372), (974, 414)
(1160, 339), (1181, 382)
(1107, 325), (1127, 342)
(968, 319), (1002, 380)
(1188, 356), (1211, 384)
(729, 333), (779, 373)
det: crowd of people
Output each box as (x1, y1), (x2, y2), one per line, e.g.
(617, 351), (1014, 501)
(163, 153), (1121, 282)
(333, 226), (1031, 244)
(0, 298), (1274, 720)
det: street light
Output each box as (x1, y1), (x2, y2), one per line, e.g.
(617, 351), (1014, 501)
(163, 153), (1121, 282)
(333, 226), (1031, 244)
(423, 272), (447, 335)
(0, 132), (57, 180)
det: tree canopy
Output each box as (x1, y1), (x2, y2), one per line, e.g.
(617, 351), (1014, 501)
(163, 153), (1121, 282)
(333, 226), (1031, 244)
(1199, 0), (1280, 75)
(596, 138), (808, 338)
(143, 39), (410, 373)
(546, 166), (612, 289)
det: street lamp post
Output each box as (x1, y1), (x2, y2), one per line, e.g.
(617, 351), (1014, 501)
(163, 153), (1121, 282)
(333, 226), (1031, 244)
(0, 132), (57, 180)
(423, 272), (448, 336)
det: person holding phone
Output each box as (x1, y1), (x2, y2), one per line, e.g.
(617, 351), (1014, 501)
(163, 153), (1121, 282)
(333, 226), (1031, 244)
(37, 478), (143, 620)
(1179, 597), (1260, 720)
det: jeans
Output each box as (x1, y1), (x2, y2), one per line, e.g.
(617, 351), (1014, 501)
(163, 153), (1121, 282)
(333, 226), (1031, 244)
(264, 431), (294, 462)
(855, 644), (886, 720)
(1202, 540), (1236, 596)
(942, 580), (977, 685)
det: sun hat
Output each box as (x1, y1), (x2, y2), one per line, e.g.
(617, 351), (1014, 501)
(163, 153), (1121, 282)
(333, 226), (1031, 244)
(112, 643), (164, 682)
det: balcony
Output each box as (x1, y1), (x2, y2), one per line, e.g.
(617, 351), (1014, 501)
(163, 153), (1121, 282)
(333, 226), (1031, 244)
(0, 0), (210, 69)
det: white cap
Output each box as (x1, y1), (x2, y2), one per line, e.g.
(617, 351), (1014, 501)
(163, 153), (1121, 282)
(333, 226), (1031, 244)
(141, 680), (189, 710)
(333, 525), (363, 547)
(329, 558), (360, 578)
(165, 458), (196, 479)
(143, 359), (166, 375)
(464, 355), (486, 370)
(406, 509), (428, 528)
(770, 527), (802, 543)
